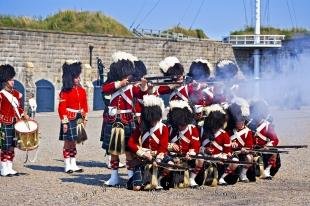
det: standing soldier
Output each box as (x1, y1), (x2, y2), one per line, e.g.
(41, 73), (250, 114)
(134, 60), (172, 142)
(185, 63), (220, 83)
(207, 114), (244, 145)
(58, 61), (88, 173)
(155, 56), (202, 103)
(213, 59), (244, 104)
(101, 51), (148, 186)
(187, 59), (214, 126)
(0, 64), (29, 176)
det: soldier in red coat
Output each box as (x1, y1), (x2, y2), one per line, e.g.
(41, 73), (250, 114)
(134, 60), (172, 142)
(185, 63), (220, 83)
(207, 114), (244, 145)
(187, 59), (214, 126)
(248, 100), (280, 179)
(58, 61), (88, 173)
(127, 95), (168, 190)
(0, 64), (29, 176)
(226, 100), (254, 183)
(213, 59), (244, 104)
(200, 104), (234, 185)
(166, 100), (202, 187)
(101, 51), (148, 186)
(155, 56), (202, 103)
(131, 57), (147, 126)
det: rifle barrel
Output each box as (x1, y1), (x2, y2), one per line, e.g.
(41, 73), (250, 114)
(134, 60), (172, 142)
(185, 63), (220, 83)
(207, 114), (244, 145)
(187, 155), (255, 165)
(267, 145), (308, 149)
(252, 149), (289, 154)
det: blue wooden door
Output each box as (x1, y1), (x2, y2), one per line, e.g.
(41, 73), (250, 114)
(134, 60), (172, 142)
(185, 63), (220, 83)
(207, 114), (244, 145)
(14, 80), (25, 107)
(93, 80), (105, 111)
(36, 79), (55, 112)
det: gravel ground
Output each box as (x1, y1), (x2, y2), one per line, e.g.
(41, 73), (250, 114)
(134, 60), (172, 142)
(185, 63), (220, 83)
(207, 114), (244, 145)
(0, 107), (309, 206)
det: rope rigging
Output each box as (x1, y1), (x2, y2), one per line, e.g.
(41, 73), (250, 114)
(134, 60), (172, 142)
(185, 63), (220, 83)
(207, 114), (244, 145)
(189, 0), (205, 29)
(134, 0), (161, 30)
(177, 0), (193, 27)
(242, 0), (249, 26)
(286, 0), (296, 28)
(130, 0), (147, 30)
(263, 0), (270, 27)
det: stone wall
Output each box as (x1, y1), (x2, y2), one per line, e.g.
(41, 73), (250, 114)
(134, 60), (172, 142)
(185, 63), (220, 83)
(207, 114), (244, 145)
(0, 28), (235, 111)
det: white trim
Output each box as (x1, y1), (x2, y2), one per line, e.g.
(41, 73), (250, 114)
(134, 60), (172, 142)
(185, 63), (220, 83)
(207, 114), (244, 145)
(212, 141), (223, 151)
(141, 122), (163, 145)
(110, 85), (133, 106)
(0, 89), (21, 118)
(170, 86), (188, 102)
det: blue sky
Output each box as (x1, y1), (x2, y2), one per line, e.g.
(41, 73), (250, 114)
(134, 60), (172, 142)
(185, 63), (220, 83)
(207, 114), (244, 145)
(0, 0), (309, 40)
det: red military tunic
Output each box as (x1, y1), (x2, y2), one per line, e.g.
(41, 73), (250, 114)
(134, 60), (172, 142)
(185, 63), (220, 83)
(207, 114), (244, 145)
(58, 85), (88, 123)
(156, 83), (198, 102)
(201, 129), (232, 156)
(102, 82), (146, 124)
(128, 122), (169, 154)
(0, 89), (24, 124)
(254, 120), (279, 147)
(190, 85), (213, 106)
(228, 127), (254, 151)
(169, 124), (201, 154)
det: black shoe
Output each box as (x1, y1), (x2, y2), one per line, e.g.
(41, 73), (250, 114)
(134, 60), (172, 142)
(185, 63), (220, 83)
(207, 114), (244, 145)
(66, 170), (73, 174)
(73, 168), (84, 173)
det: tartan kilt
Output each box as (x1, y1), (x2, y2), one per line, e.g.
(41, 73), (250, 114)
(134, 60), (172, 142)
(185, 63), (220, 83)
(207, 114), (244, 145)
(59, 114), (82, 141)
(0, 123), (16, 150)
(101, 120), (135, 153)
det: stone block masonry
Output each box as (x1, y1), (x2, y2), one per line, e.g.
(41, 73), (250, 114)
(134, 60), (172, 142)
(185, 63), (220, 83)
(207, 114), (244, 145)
(0, 28), (235, 111)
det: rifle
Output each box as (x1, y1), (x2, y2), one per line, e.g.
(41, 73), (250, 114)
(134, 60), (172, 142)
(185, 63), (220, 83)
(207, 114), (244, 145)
(138, 158), (188, 171)
(156, 162), (188, 171)
(96, 58), (110, 107)
(266, 145), (308, 149)
(170, 153), (255, 166)
(183, 76), (224, 85)
(241, 148), (289, 154)
(129, 75), (182, 86)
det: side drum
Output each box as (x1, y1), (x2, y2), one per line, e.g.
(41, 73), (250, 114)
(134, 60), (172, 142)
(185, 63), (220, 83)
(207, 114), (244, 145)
(15, 120), (39, 151)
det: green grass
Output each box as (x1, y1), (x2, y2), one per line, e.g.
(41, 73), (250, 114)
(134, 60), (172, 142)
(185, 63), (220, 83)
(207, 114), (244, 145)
(165, 26), (208, 39)
(231, 26), (309, 39)
(0, 10), (133, 37)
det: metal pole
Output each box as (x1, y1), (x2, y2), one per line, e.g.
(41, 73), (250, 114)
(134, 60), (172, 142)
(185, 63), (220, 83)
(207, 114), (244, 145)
(89, 45), (94, 66)
(254, 0), (261, 98)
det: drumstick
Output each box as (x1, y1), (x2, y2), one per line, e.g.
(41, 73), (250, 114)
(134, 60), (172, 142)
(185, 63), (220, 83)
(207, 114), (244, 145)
(24, 120), (31, 131)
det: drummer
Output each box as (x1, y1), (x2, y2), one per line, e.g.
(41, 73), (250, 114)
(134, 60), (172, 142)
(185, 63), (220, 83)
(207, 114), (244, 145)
(58, 60), (88, 173)
(0, 64), (29, 177)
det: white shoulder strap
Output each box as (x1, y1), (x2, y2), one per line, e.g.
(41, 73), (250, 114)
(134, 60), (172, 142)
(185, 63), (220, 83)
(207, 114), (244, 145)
(0, 89), (21, 118)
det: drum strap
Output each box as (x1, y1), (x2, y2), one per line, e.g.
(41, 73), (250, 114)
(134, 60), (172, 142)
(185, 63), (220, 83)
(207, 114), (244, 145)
(0, 89), (21, 118)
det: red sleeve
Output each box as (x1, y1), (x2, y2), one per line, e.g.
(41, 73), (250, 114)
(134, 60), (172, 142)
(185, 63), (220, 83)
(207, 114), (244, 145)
(158, 125), (169, 154)
(80, 87), (89, 114)
(156, 85), (172, 95)
(267, 126), (279, 146)
(127, 128), (142, 153)
(58, 91), (68, 122)
(191, 126), (201, 153)
(132, 85), (148, 97)
(102, 82), (118, 94)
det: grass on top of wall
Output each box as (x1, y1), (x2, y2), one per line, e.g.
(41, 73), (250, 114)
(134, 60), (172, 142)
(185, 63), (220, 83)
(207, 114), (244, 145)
(0, 10), (133, 37)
